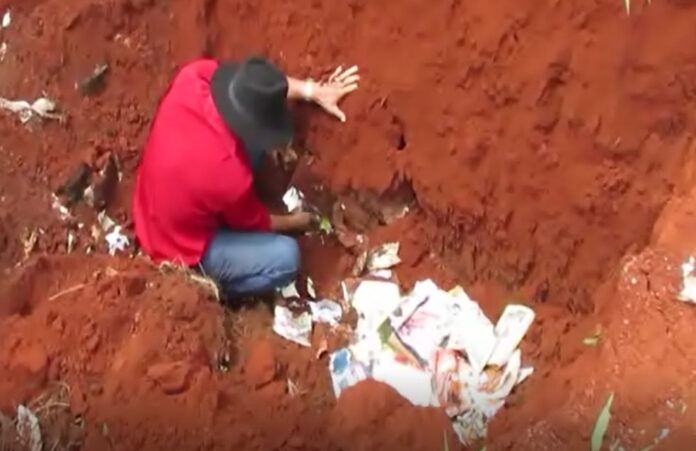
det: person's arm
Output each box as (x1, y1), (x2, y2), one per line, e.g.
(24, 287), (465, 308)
(270, 212), (318, 233)
(286, 66), (360, 122)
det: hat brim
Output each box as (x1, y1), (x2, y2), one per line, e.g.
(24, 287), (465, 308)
(211, 62), (294, 150)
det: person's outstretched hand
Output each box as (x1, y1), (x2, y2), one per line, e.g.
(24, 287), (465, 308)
(312, 66), (359, 122)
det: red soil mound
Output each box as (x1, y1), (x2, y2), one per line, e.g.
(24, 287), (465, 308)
(329, 379), (458, 451)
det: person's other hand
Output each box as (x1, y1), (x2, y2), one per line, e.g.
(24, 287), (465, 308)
(289, 211), (320, 231)
(312, 66), (360, 122)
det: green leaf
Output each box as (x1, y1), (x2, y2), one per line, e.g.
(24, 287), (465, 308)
(319, 216), (333, 234)
(591, 393), (615, 451)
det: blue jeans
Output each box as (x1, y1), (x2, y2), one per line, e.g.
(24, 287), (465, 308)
(200, 230), (300, 297)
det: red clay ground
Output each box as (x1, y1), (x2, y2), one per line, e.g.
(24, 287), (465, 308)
(1, 0), (696, 449)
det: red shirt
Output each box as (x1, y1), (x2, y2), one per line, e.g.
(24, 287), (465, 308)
(132, 59), (271, 265)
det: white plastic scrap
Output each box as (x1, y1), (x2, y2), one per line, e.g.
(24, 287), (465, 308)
(678, 256), (696, 304)
(0, 96), (62, 124)
(105, 225), (129, 256)
(272, 305), (312, 347)
(280, 281), (300, 299)
(97, 210), (116, 232)
(282, 186), (304, 212)
(308, 300), (343, 326)
(366, 242), (401, 271)
(306, 276), (317, 299)
(67, 231), (76, 253)
(51, 194), (72, 221)
(1, 10), (10, 29)
(16, 405), (42, 451)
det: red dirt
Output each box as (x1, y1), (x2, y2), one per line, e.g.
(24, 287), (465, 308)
(1, 0), (696, 449)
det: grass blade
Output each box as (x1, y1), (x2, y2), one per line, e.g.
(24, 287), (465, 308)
(591, 393), (615, 451)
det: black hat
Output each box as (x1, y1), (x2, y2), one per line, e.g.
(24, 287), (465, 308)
(211, 56), (294, 150)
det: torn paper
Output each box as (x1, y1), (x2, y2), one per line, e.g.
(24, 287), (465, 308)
(16, 405), (42, 451)
(309, 300), (343, 326)
(392, 289), (459, 367)
(366, 242), (401, 271)
(282, 186), (304, 212)
(470, 349), (522, 417)
(372, 355), (439, 407)
(432, 349), (475, 416)
(105, 225), (129, 255)
(272, 305), (312, 347)
(329, 348), (370, 398)
(487, 305), (535, 367)
(447, 298), (497, 375)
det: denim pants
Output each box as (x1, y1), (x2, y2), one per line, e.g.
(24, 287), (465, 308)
(200, 230), (300, 297)
(198, 147), (299, 297)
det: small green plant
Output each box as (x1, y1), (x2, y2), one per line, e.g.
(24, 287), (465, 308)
(591, 393), (615, 451)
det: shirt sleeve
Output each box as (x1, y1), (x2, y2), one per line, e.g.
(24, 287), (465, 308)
(220, 186), (272, 231)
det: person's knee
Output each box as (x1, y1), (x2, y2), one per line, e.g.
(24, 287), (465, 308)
(273, 236), (300, 282)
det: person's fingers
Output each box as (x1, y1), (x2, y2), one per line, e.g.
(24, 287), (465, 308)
(328, 66), (343, 83)
(340, 75), (360, 86)
(327, 104), (346, 122)
(340, 83), (359, 95)
(336, 65), (359, 82)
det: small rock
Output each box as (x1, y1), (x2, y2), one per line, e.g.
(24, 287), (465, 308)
(146, 361), (194, 395)
(244, 340), (277, 388)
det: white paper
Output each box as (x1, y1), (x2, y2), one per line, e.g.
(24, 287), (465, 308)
(431, 349), (478, 417)
(352, 280), (402, 331)
(372, 356), (439, 407)
(16, 405), (42, 451)
(280, 281), (300, 299)
(470, 349), (522, 417)
(105, 225), (129, 255)
(487, 305), (535, 367)
(366, 242), (401, 271)
(447, 299), (497, 375)
(390, 279), (440, 330)
(282, 186), (303, 212)
(393, 289), (457, 366)
(272, 305), (312, 347)
(678, 256), (696, 303)
(309, 300), (343, 325)
(370, 269), (393, 279)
